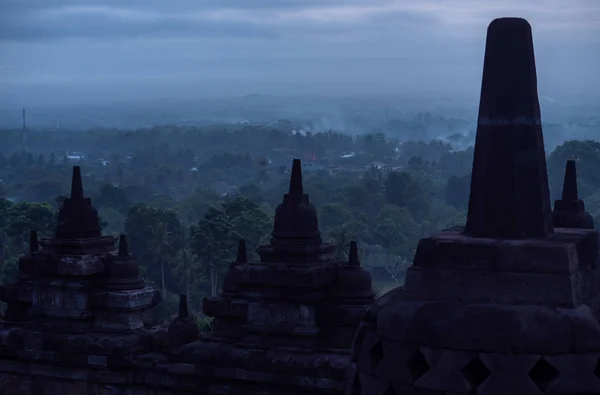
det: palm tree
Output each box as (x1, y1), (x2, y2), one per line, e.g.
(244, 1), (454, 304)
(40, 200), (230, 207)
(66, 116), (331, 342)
(330, 225), (359, 260)
(171, 248), (201, 304)
(152, 221), (174, 298)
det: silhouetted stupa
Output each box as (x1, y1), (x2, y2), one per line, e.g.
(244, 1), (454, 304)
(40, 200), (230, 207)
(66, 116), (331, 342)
(552, 159), (594, 229)
(348, 17), (600, 395)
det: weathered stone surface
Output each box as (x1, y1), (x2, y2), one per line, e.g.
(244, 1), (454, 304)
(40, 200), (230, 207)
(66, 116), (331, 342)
(57, 254), (105, 276)
(545, 353), (600, 394)
(0, 161), (372, 395)
(553, 160), (595, 230)
(413, 228), (580, 274)
(168, 295), (199, 349)
(93, 287), (158, 310)
(404, 266), (582, 306)
(376, 298), (600, 354)
(464, 18), (553, 240)
(350, 17), (600, 395)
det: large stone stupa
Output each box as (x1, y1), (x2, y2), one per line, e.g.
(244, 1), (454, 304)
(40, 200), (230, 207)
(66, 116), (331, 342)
(348, 17), (600, 395)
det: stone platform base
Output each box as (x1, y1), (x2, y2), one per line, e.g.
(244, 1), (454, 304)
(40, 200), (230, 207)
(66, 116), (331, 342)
(350, 334), (600, 395)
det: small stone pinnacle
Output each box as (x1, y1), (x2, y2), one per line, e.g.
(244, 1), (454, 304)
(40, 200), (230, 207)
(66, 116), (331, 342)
(289, 159), (304, 195)
(464, 17), (553, 239)
(118, 234), (129, 257)
(70, 166), (84, 199)
(236, 239), (247, 264)
(29, 230), (39, 253)
(348, 241), (359, 265)
(562, 160), (578, 201)
(178, 294), (189, 319)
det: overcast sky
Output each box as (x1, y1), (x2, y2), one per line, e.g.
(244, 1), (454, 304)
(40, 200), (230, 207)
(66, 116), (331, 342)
(0, 0), (599, 102)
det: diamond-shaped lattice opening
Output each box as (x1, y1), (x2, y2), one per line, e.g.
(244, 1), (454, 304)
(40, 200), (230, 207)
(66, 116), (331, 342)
(350, 372), (361, 395)
(407, 348), (429, 382)
(382, 385), (395, 395)
(529, 358), (559, 392)
(461, 356), (491, 390)
(594, 358), (600, 379)
(351, 325), (368, 362)
(368, 339), (384, 369)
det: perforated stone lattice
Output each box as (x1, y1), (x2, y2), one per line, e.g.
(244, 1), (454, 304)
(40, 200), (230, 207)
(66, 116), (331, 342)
(369, 340), (384, 368)
(461, 356), (491, 390)
(353, 342), (600, 394)
(528, 358), (559, 392)
(594, 358), (600, 379)
(407, 348), (429, 383)
(382, 385), (395, 395)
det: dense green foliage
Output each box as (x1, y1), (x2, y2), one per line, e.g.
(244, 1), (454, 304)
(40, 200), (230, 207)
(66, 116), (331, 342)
(1, 125), (599, 318)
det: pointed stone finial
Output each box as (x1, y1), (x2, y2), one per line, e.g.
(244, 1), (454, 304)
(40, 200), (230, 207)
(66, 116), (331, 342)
(29, 230), (39, 253)
(464, 17), (553, 239)
(236, 239), (247, 264)
(55, 165), (102, 239)
(169, 293), (199, 347)
(289, 159), (303, 195)
(477, 18), (541, 125)
(562, 160), (578, 201)
(178, 294), (189, 319)
(270, 158), (321, 244)
(552, 159), (594, 229)
(70, 166), (84, 199)
(348, 241), (359, 265)
(118, 234), (129, 257)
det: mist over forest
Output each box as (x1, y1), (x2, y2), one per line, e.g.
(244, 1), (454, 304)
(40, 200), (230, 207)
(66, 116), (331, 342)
(1, 0), (599, 319)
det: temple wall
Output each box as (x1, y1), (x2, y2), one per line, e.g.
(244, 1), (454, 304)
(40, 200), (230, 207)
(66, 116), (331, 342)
(0, 358), (348, 395)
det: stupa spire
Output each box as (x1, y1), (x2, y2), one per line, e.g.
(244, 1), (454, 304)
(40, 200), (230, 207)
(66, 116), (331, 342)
(348, 241), (359, 265)
(118, 234), (129, 257)
(464, 17), (553, 239)
(71, 166), (84, 199)
(562, 159), (578, 201)
(178, 294), (189, 319)
(55, 166), (102, 239)
(29, 230), (39, 253)
(289, 159), (304, 195)
(236, 239), (247, 264)
(270, 159), (321, 245)
(552, 159), (594, 229)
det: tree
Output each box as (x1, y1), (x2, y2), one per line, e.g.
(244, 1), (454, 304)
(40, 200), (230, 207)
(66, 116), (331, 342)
(177, 188), (219, 225)
(399, 140), (452, 163)
(438, 148), (474, 178)
(341, 184), (368, 208)
(223, 197), (272, 255)
(152, 222), (175, 298)
(191, 208), (239, 297)
(124, 204), (184, 292)
(385, 171), (430, 219)
(98, 207), (124, 235)
(361, 169), (383, 195)
(319, 203), (352, 231)
(5, 201), (56, 244)
(329, 225), (360, 260)
(95, 184), (131, 214)
(170, 248), (202, 306)
(238, 184), (263, 202)
(445, 173), (471, 209)
(407, 156), (424, 172)
(0, 201), (56, 277)
(371, 204), (420, 258)
(26, 180), (64, 203)
(547, 140), (600, 199)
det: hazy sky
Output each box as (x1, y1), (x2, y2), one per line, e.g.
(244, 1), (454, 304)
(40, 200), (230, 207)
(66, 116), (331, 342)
(1, 0), (599, 101)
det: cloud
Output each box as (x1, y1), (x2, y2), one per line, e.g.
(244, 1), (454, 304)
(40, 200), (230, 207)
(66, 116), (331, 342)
(0, 4), (279, 40)
(1, 0), (598, 42)
(0, 0), (597, 101)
